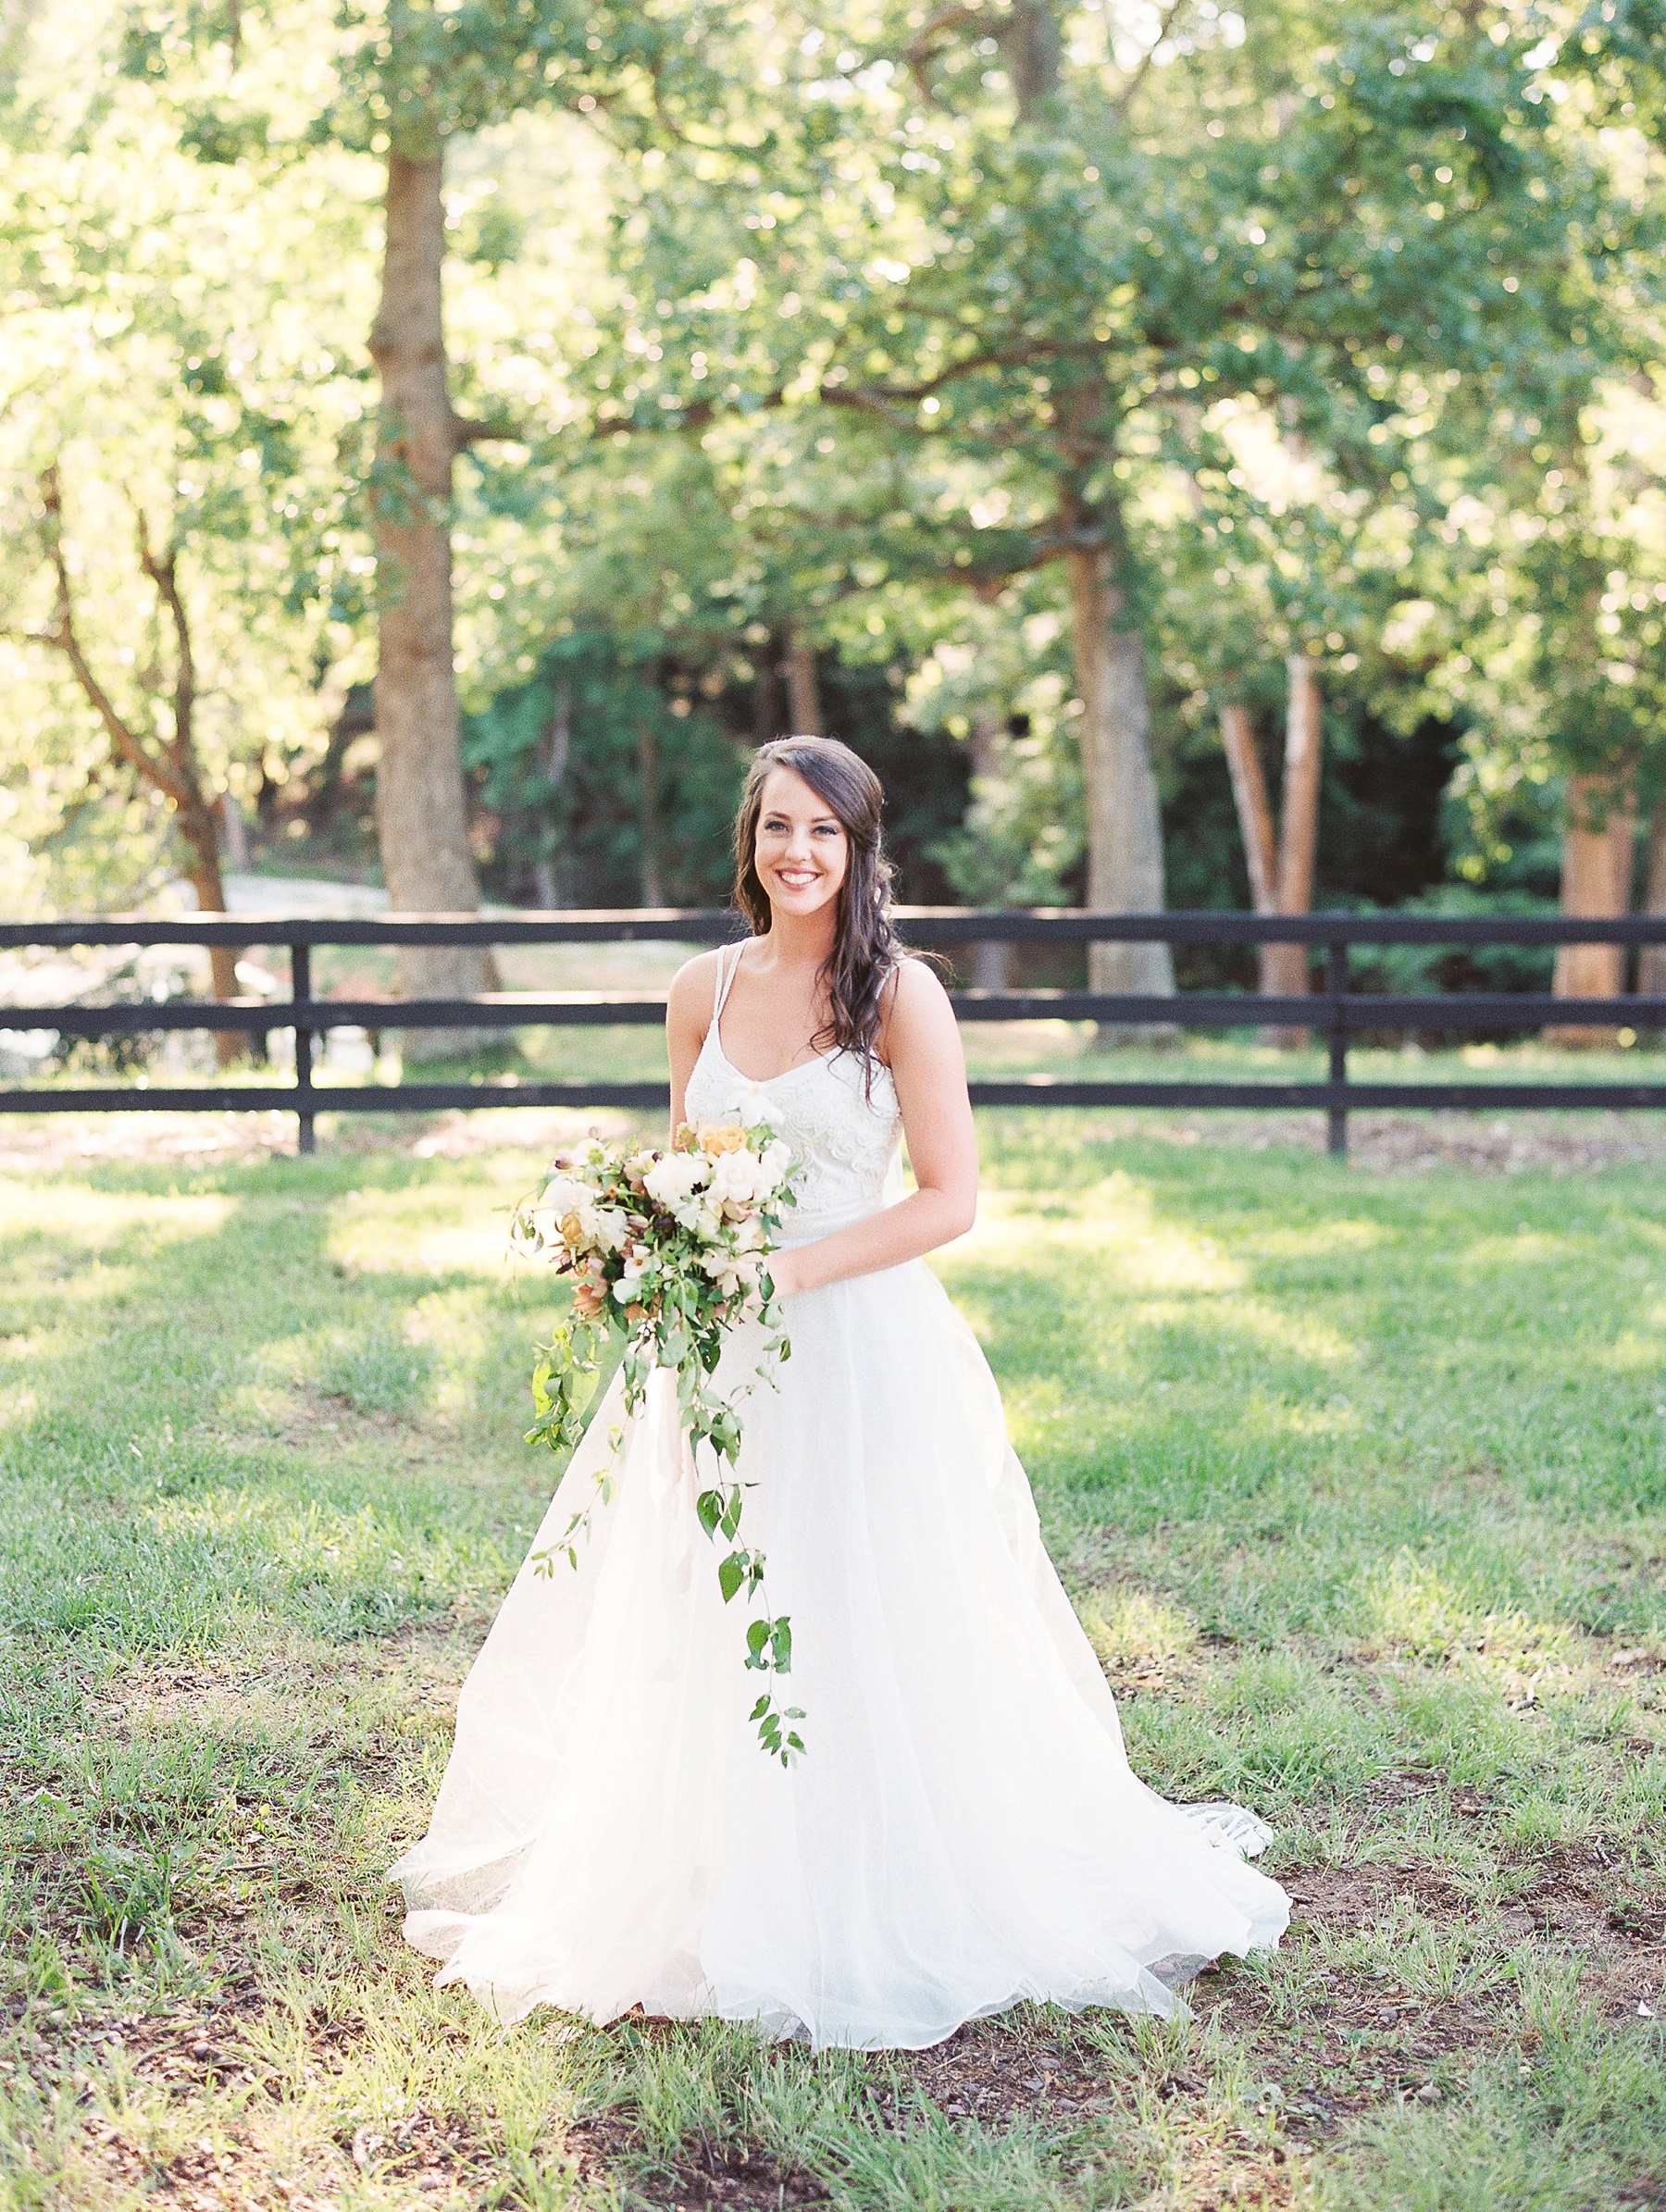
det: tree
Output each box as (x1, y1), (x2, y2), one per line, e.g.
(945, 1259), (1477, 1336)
(0, 6), (354, 931)
(1218, 657), (1323, 1031)
(578, 0), (1631, 1014)
(114, 0), (727, 1004)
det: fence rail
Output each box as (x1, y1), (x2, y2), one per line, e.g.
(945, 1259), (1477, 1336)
(4, 907), (1665, 1159)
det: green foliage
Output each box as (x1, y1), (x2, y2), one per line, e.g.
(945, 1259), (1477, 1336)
(463, 632), (748, 905)
(10, 0), (1666, 918)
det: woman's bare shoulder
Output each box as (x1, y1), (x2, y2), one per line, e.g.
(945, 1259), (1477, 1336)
(667, 949), (727, 1032)
(879, 955), (957, 1060)
(888, 954), (953, 1013)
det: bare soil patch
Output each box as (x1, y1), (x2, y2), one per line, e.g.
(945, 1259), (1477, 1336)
(1092, 1108), (1666, 1173)
(889, 2014), (1107, 2128)
(567, 2108), (832, 2209)
(0, 1104), (641, 1174)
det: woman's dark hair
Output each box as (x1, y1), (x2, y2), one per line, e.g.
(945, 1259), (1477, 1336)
(732, 736), (904, 1077)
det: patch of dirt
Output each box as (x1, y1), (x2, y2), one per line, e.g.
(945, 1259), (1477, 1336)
(80, 2119), (291, 2211)
(1087, 1109), (1666, 1174)
(0, 1104), (644, 1172)
(567, 2110), (831, 2209)
(77, 2101), (503, 2209)
(1497, 1843), (1666, 2017)
(10, 1098), (1666, 1177)
(257, 1384), (440, 1460)
(1195, 1846), (1666, 2139)
(887, 2015), (1109, 2129)
(340, 2105), (508, 2193)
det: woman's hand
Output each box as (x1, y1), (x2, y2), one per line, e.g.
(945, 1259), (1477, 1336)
(765, 1249), (803, 1301)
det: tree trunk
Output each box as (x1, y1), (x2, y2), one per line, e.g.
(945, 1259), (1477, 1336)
(368, 138), (492, 1032)
(998, 0), (1063, 119)
(1548, 774), (1635, 1044)
(1064, 534), (1175, 1021)
(175, 800), (243, 1064)
(784, 628), (823, 736)
(1219, 699), (1279, 996)
(1640, 805), (1666, 1013)
(968, 709), (1010, 991)
(1260, 653), (1324, 1039)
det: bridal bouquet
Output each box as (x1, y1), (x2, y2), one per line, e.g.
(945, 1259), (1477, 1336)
(513, 1121), (805, 1762)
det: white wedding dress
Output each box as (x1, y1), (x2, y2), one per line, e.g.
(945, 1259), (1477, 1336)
(392, 945), (1289, 2048)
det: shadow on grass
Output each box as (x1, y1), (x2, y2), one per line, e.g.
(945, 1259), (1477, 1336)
(0, 1149), (562, 1654)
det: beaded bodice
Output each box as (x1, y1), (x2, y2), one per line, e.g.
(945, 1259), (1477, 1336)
(682, 943), (903, 1235)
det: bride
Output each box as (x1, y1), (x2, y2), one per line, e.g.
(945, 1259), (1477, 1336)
(392, 735), (1289, 2050)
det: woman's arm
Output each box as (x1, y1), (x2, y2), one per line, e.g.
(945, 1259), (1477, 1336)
(666, 951), (722, 1135)
(767, 959), (976, 1298)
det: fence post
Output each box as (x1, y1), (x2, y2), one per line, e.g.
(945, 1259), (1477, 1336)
(1325, 937), (1349, 1158)
(291, 941), (316, 1156)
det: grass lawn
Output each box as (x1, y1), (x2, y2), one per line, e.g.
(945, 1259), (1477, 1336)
(1, 1108), (1664, 2210)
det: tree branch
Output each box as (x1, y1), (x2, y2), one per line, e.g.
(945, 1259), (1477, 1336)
(1111, 0), (1189, 121)
(135, 507), (195, 777)
(35, 467), (193, 814)
(903, 2), (989, 104)
(452, 408), (525, 449)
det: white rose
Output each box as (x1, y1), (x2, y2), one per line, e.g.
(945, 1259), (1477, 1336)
(708, 1149), (765, 1207)
(643, 1151), (710, 1208)
(539, 1174), (590, 1219)
(591, 1206), (630, 1255)
(760, 1140), (791, 1191)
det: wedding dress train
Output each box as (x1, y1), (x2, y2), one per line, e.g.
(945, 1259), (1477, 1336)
(392, 945), (1289, 2048)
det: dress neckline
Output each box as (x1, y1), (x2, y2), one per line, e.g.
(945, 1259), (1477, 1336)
(706, 941), (896, 1095)
(710, 1026), (838, 1089)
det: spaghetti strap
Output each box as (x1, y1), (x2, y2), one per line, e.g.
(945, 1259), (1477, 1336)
(713, 940), (745, 1024)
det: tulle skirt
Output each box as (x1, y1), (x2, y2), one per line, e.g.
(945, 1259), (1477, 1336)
(392, 1220), (1289, 2048)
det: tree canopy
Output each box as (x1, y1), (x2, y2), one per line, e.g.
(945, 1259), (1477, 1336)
(5, 0), (1665, 999)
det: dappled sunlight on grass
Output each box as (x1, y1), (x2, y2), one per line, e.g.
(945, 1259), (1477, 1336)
(1358, 1554), (1584, 1676)
(0, 1180), (237, 1252)
(1238, 1218), (1390, 1261)
(1075, 1586), (1200, 1675)
(323, 1170), (534, 1280)
(1601, 1323), (1666, 1373)
(969, 1173), (1249, 1293)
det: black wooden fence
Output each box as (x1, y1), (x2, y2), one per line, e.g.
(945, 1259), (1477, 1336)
(4, 908), (1665, 1160)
